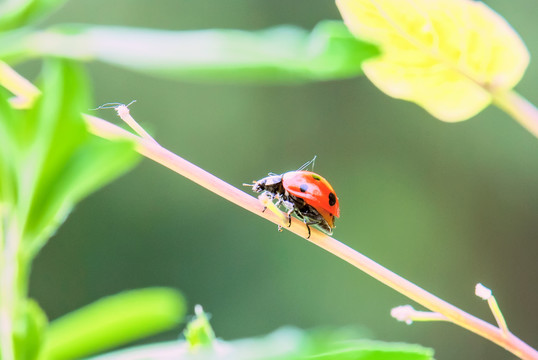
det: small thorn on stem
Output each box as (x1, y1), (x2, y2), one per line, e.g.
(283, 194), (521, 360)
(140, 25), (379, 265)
(391, 305), (448, 325)
(475, 283), (510, 337)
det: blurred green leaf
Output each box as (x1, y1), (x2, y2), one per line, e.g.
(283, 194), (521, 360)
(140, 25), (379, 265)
(3, 21), (378, 83)
(10, 60), (139, 255)
(301, 327), (433, 360)
(308, 342), (434, 360)
(0, 59), (140, 356)
(89, 327), (434, 360)
(13, 299), (48, 360)
(0, 87), (18, 204)
(0, 0), (69, 31)
(41, 288), (186, 360)
(305, 20), (380, 80)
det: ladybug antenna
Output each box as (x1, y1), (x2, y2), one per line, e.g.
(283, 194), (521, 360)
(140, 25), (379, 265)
(297, 155), (317, 171)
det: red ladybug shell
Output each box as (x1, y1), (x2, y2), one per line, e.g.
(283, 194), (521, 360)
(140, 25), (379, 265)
(281, 171), (340, 218)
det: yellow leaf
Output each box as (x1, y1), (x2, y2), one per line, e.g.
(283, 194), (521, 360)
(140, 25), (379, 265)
(336, 0), (530, 122)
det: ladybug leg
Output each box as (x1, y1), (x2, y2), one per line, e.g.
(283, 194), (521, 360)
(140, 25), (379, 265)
(304, 220), (316, 239)
(286, 209), (294, 227)
(302, 220), (327, 239)
(272, 196), (292, 226)
(279, 200), (296, 228)
(292, 210), (305, 227)
(281, 199), (295, 211)
(305, 224), (311, 238)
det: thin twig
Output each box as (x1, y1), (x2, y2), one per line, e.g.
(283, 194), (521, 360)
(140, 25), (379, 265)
(83, 113), (538, 360)
(391, 305), (449, 324)
(115, 103), (157, 143)
(93, 101), (158, 143)
(476, 283), (511, 338)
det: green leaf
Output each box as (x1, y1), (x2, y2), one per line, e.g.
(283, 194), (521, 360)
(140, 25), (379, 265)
(0, 0), (69, 31)
(7, 21), (378, 83)
(0, 28), (35, 64)
(305, 20), (380, 81)
(89, 327), (434, 360)
(13, 60), (139, 255)
(13, 299), (48, 360)
(0, 56), (139, 360)
(302, 328), (433, 360)
(24, 136), (138, 253)
(307, 341), (434, 360)
(41, 288), (186, 360)
(0, 87), (18, 204)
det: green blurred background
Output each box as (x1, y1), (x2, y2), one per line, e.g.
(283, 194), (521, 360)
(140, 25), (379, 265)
(28, 0), (537, 359)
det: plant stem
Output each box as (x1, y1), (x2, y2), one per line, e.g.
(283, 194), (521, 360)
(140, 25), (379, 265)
(476, 283), (510, 338)
(391, 305), (449, 324)
(84, 114), (538, 360)
(492, 90), (538, 138)
(0, 213), (18, 360)
(488, 296), (510, 338)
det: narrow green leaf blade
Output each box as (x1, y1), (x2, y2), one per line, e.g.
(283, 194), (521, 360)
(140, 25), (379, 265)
(310, 341), (434, 360)
(0, 88), (18, 204)
(19, 60), (139, 253)
(27, 137), (138, 251)
(14, 21), (378, 83)
(304, 20), (380, 80)
(42, 288), (186, 360)
(0, 0), (69, 31)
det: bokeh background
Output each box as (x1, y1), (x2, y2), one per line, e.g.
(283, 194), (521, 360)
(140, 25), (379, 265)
(28, 1), (537, 359)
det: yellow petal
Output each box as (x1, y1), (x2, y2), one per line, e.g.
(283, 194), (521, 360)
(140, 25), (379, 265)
(336, 0), (530, 122)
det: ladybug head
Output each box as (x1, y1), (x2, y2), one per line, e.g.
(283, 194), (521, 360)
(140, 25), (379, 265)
(251, 175), (284, 194)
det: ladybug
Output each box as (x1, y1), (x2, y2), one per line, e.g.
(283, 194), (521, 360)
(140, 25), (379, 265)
(247, 166), (340, 237)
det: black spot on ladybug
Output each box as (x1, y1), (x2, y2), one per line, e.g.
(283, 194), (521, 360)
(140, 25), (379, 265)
(328, 192), (336, 206)
(300, 183), (309, 192)
(311, 174), (321, 181)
